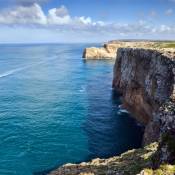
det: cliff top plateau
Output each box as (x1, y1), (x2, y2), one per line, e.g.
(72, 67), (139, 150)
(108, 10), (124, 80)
(83, 41), (175, 59)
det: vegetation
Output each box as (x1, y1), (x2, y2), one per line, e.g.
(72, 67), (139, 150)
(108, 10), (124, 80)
(143, 165), (175, 175)
(50, 141), (175, 175)
(153, 41), (175, 48)
(162, 132), (175, 155)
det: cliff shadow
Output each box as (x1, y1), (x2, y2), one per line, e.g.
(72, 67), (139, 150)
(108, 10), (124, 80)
(82, 87), (144, 161)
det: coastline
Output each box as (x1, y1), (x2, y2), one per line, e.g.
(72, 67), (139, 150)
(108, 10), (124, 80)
(49, 43), (175, 175)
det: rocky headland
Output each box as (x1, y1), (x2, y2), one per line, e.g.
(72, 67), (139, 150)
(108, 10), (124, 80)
(49, 46), (175, 175)
(82, 41), (172, 59)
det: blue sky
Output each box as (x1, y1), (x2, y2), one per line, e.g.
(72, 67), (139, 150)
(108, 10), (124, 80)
(0, 0), (174, 43)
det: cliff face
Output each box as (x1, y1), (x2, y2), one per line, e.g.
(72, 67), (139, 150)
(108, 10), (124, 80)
(112, 48), (175, 144)
(83, 44), (118, 59)
(83, 41), (157, 59)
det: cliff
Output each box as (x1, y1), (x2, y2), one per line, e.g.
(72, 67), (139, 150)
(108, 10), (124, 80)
(83, 41), (159, 59)
(49, 48), (175, 175)
(112, 48), (175, 145)
(83, 44), (118, 59)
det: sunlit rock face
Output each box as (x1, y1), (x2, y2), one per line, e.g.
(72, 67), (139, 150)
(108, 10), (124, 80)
(82, 44), (118, 59)
(112, 48), (175, 144)
(83, 41), (157, 59)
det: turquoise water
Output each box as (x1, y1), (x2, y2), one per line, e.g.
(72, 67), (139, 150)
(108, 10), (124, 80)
(0, 44), (143, 175)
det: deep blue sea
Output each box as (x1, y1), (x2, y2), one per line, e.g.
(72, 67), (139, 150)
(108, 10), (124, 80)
(0, 44), (143, 175)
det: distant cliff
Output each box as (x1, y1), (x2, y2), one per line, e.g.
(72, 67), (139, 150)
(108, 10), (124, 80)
(83, 41), (157, 59)
(83, 43), (118, 59)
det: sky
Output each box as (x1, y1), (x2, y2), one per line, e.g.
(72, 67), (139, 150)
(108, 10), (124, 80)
(0, 0), (174, 43)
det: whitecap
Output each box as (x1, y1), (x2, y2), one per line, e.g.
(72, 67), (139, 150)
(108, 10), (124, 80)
(119, 109), (129, 114)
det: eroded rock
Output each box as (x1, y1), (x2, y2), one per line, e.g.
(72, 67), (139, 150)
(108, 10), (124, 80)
(112, 48), (175, 144)
(49, 143), (158, 175)
(83, 41), (161, 59)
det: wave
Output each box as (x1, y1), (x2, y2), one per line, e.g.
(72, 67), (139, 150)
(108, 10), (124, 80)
(0, 56), (57, 79)
(0, 67), (27, 78)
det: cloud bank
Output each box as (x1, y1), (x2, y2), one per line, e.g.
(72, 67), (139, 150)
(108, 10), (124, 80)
(0, 4), (105, 27)
(0, 3), (174, 42)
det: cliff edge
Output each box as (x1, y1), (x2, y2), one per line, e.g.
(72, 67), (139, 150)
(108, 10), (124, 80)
(112, 48), (175, 145)
(49, 143), (159, 175)
(83, 41), (160, 59)
(49, 142), (175, 175)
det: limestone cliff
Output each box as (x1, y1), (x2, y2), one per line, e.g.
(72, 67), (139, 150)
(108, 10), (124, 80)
(83, 44), (118, 59)
(83, 41), (158, 59)
(112, 48), (175, 145)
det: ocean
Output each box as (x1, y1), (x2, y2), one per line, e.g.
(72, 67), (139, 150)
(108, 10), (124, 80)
(0, 44), (143, 175)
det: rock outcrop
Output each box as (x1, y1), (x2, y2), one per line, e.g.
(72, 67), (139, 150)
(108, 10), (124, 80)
(49, 143), (159, 175)
(112, 48), (175, 145)
(83, 44), (118, 59)
(82, 47), (115, 59)
(48, 142), (175, 175)
(83, 41), (159, 59)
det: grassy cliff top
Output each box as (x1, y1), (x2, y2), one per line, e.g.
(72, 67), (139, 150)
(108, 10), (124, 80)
(49, 143), (156, 175)
(49, 142), (175, 175)
(153, 41), (175, 49)
(108, 40), (175, 48)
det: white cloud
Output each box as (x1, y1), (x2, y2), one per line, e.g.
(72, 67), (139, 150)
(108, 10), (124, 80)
(165, 8), (173, 16)
(0, 4), (101, 27)
(0, 3), (174, 42)
(159, 25), (175, 33)
(48, 6), (71, 25)
(54, 5), (69, 17)
(0, 3), (47, 25)
(78, 17), (92, 25)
